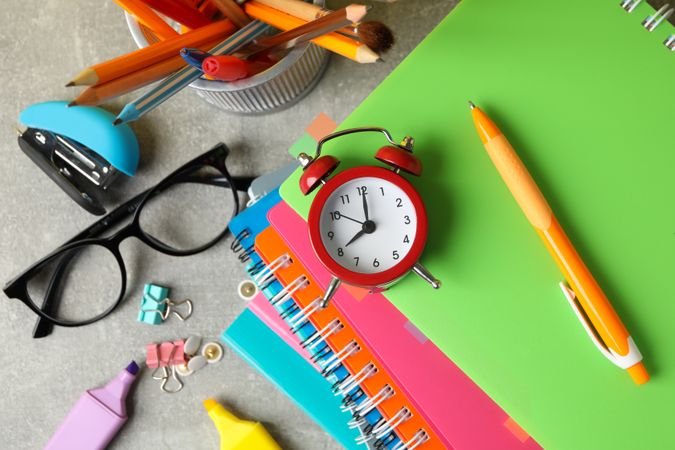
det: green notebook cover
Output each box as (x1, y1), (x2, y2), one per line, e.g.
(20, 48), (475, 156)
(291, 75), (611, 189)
(279, 0), (675, 448)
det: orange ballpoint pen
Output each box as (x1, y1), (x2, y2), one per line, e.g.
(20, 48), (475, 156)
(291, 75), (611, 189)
(469, 101), (649, 385)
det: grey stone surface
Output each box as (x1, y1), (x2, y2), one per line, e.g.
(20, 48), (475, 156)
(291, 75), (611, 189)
(0, 1), (457, 449)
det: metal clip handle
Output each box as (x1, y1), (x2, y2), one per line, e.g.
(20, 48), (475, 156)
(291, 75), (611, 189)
(314, 127), (401, 160)
(559, 282), (642, 370)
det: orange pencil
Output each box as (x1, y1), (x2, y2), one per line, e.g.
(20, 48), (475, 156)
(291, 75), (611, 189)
(469, 102), (648, 385)
(69, 39), (222, 106)
(67, 19), (236, 86)
(114, 0), (179, 40)
(211, 0), (252, 28)
(243, 1), (380, 63)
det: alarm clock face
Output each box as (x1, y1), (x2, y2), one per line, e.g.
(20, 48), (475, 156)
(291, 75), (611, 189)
(309, 166), (427, 287)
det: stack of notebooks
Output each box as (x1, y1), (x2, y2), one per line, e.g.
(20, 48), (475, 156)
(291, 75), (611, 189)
(223, 0), (674, 448)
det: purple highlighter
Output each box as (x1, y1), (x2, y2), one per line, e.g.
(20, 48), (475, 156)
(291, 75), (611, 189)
(45, 361), (140, 450)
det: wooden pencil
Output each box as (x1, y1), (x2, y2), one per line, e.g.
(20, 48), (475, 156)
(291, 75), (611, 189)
(211, 0), (252, 28)
(255, 0), (330, 20)
(69, 39), (222, 106)
(67, 19), (236, 86)
(243, 1), (380, 63)
(114, 0), (179, 40)
(238, 4), (368, 58)
(253, 0), (394, 52)
(139, 0), (213, 29)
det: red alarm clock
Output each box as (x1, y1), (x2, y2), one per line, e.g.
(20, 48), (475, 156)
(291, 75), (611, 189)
(297, 127), (440, 307)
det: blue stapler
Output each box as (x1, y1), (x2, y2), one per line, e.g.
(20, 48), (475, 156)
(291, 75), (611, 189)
(17, 101), (140, 215)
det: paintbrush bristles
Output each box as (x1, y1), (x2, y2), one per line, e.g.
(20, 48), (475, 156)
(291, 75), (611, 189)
(356, 21), (394, 53)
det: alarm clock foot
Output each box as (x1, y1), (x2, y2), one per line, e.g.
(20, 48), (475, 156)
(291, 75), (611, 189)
(412, 262), (441, 289)
(321, 277), (342, 309)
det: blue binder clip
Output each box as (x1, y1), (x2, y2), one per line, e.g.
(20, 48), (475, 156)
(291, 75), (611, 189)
(138, 283), (193, 325)
(17, 101), (140, 215)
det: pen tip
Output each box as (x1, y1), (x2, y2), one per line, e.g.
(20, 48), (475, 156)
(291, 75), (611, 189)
(112, 118), (122, 126)
(468, 101), (476, 109)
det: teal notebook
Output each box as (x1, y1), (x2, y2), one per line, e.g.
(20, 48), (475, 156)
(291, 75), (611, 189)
(279, 0), (675, 448)
(222, 309), (360, 449)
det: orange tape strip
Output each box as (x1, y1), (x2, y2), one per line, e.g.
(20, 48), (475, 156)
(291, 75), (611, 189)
(504, 417), (531, 443)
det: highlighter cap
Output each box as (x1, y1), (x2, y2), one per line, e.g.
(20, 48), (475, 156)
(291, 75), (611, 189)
(203, 399), (281, 450)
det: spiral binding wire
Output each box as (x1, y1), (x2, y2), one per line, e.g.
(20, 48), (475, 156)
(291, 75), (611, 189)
(391, 430), (430, 450)
(333, 362), (377, 397)
(665, 34), (675, 50)
(249, 257), (431, 448)
(621, 0), (642, 13)
(621, 0), (674, 42)
(341, 388), (367, 412)
(246, 259), (266, 277)
(642, 3), (674, 31)
(374, 432), (398, 449)
(230, 229), (249, 253)
(287, 297), (322, 331)
(302, 318), (343, 350)
(253, 254), (291, 290)
(269, 275), (309, 306)
(231, 230), (256, 263)
(371, 408), (412, 440)
(349, 385), (395, 427)
(321, 341), (360, 376)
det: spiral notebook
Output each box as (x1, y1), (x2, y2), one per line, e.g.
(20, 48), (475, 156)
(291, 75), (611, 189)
(267, 200), (540, 450)
(278, 0), (675, 448)
(253, 225), (444, 449)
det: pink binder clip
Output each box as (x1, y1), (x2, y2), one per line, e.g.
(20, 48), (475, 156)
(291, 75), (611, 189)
(146, 340), (186, 368)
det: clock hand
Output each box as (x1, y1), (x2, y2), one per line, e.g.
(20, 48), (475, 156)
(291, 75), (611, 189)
(344, 220), (376, 248)
(345, 229), (366, 247)
(338, 213), (364, 225)
(362, 192), (369, 221)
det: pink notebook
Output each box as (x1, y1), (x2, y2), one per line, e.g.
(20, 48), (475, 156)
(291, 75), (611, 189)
(268, 200), (540, 450)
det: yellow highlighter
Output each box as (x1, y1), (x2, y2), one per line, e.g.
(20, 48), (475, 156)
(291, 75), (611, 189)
(204, 399), (282, 450)
(469, 101), (648, 385)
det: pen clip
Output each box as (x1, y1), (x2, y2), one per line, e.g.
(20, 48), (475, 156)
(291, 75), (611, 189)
(558, 282), (642, 370)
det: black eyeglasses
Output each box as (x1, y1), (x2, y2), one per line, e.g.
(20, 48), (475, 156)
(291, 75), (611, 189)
(4, 143), (252, 338)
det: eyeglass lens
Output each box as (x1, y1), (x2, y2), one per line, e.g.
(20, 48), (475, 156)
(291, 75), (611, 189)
(26, 244), (123, 324)
(138, 167), (237, 252)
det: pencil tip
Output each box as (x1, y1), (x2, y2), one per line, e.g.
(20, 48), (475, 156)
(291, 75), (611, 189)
(113, 118), (122, 126)
(65, 82), (74, 87)
(468, 101), (476, 109)
(67, 101), (76, 107)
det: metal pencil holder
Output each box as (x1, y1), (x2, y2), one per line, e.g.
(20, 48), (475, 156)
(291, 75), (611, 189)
(125, 2), (329, 115)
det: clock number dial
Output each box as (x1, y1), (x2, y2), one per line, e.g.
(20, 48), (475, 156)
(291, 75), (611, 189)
(319, 176), (418, 274)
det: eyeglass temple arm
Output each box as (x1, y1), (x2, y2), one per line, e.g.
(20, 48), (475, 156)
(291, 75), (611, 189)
(31, 174), (252, 337)
(32, 254), (74, 338)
